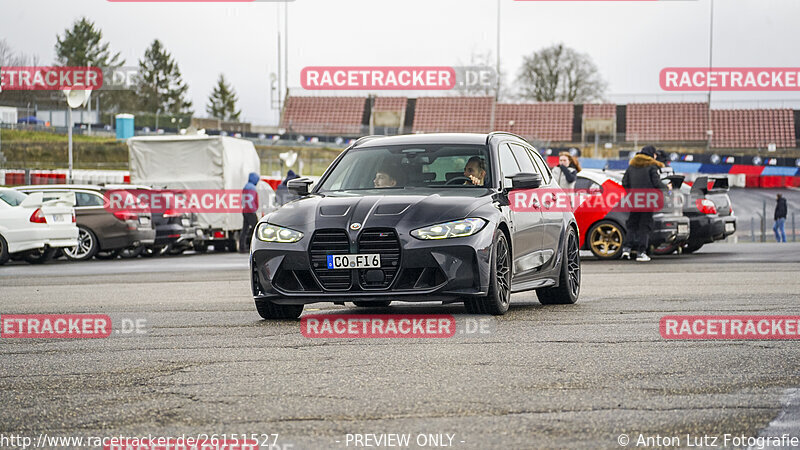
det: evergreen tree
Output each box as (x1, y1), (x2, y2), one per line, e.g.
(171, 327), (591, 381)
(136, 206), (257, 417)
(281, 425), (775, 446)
(135, 39), (193, 115)
(206, 74), (241, 121)
(55, 17), (123, 68)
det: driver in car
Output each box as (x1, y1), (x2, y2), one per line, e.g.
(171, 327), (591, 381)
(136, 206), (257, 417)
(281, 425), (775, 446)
(463, 156), (486, 186)
(373, 163), (404, 188)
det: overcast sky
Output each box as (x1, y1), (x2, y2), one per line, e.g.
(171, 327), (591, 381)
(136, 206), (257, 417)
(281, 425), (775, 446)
(2, 0), (800, 125)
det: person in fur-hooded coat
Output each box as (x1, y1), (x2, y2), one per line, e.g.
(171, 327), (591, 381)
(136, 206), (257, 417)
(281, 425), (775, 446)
(621, 146), (669, 261)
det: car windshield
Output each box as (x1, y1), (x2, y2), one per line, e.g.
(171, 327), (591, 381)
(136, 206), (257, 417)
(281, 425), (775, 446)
(0, 189), (27, 206)
(317, 144), (491, 192)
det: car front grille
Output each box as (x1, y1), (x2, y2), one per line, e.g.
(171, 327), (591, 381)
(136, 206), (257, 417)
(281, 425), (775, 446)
(358, 229), (401, 289)
(309, 229), (352, 290)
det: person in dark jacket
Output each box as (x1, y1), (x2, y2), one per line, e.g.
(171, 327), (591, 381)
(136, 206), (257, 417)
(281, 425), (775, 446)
(621, 146), (668, 261)
(774, 194), (788, 243)
(275, 169), (300, 206)
(239, 172), (260, 253)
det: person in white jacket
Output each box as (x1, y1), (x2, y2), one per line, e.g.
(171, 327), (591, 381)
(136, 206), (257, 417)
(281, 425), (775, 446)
(551, 152), (581, 190)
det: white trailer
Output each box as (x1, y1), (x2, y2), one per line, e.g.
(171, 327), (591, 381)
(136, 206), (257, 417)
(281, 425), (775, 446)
(128, 135), (263, 251)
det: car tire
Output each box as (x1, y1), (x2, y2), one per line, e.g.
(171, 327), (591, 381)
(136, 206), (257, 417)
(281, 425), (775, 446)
(23, 247), (56, 264)
(142, 245), (168, 257)
(95, 249), (121, 260)
(537, 227), (581, 305)
(120, 245), (145, 258)
(587, 220), (625, 260)
(167, 244), (186, 256)
(353, 301), (392, 307)
(63, 226), (99, 261)
(651, 243), (678, 256)
(193, 241), (209, 253)
(683, 242), (704, 254)
(464, 229), (511, 315)
(254, 299), (304, 320)
(0, 234), (10, 265)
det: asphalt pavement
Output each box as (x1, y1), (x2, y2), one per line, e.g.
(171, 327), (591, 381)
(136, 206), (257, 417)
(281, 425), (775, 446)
(1, 243), (799, 449)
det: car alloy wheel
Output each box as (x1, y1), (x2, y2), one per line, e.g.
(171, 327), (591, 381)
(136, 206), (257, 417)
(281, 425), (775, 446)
(588, 221), (624, 259)
(495, 234), (511, 308)
(566, 230), (581, 298)
(465, 230), (511, 315)
(64, 227), (98, 261)
(537, 227), (580, 305)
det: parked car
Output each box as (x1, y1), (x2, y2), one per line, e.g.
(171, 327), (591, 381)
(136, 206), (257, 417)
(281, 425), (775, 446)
(574, 169), (690, 260)
(0, 188), (78, 265)
(657, 176), (734, 254)
(250, 132), (581, 319)
(103, 184), (197, 257)
(15, 185), (155, 261)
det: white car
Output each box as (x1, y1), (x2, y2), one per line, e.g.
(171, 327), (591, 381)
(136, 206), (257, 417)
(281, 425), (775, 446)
(0, 188), (79, 265)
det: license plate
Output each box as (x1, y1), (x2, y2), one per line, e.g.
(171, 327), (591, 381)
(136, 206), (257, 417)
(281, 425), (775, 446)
(725, 223), (735, 233)
(51, 214), (64, 223)
(678, 224), (689, 235)
(327, 254), (381, 269)
(139, 217), (151, 226)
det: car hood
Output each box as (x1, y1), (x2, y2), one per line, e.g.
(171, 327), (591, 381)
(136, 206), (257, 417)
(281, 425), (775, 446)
(267, 189), (492, 231)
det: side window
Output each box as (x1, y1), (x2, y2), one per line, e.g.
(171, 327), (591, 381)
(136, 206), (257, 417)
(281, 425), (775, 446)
(575, 177), (601, 191)
(498, 143), (521, 180)
(508, 143), (538, 175)
(528, 150), (553, 184)
(76, 192), (104, 207)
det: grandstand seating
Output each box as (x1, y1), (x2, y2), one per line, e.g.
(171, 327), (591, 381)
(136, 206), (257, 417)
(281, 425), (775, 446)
(626, 103), (708, 141)
(411, 97), (494, 133)
(281, 96), (366, 135)
(582, 103), (616, 119)
(372, 97), (407, 112)
(495, 103), (573, 141)
(710, 109), (796, 148)
(279, 96), (797, 150)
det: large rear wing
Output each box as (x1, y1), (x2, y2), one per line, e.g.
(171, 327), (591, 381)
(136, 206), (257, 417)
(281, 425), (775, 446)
(691, 176), (730, 195)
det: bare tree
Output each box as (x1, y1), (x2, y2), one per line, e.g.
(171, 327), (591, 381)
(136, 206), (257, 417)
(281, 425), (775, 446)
(452, 49), (512, 100)
(516, 43), (607, 102)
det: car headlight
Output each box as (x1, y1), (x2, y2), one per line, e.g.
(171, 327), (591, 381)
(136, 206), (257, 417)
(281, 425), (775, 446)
(411, 218), (486, 240)
(256, 223), (304, 243)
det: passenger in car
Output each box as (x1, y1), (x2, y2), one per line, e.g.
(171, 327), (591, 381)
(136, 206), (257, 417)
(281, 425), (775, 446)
(464, 157), (486, 186)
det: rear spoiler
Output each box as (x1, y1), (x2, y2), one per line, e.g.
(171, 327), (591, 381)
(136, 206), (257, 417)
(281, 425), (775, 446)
(663, 174), (685, 189)
(690, 176), (730, 195)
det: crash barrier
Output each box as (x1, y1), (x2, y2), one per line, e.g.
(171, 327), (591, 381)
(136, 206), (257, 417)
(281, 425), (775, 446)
(547, 157), (800, 188)
(0, 169), (288, 191)
(0, 169), (130, 186)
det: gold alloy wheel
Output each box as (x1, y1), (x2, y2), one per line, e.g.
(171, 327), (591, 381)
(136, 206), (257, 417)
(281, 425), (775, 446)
(589, 223), (624, 258)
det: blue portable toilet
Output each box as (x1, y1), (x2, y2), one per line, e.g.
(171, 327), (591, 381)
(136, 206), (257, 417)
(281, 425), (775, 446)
(115, 114), (134, 140)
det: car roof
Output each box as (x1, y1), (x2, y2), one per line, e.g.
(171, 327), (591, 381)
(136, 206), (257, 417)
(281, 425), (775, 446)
(15, 184), (104, 191)
(352, 132), (529, 149)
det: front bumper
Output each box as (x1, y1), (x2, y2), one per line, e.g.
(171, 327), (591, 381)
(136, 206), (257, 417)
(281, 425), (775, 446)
(250, 226), (494, 305)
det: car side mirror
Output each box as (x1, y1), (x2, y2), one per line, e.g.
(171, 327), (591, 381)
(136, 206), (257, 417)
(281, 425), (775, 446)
(287, 177), (313, 196)
(507, 173), (542, 190)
